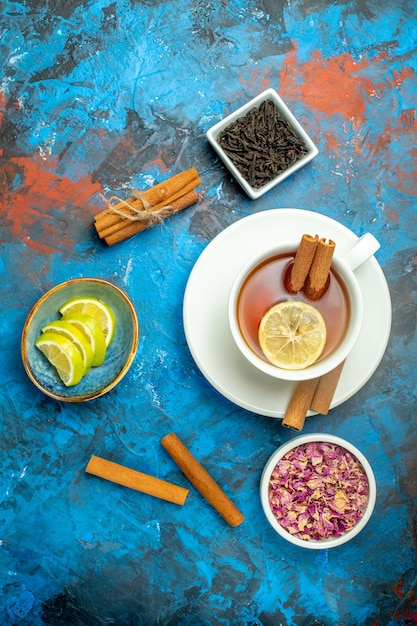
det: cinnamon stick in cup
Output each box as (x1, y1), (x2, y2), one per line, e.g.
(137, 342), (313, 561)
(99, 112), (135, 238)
(288, 234), (318, 292)
(282, 377), (320, 431)
(85, 455), (189, 505)
(160, 433), (244, 527)
(304, 238), (336, 300)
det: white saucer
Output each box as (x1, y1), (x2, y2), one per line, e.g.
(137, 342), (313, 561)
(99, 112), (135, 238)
(183, 209), (391, 418)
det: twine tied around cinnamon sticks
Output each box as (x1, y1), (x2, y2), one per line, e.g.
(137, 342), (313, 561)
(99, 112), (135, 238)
(105, 191), (178, 226)
(94, 167), (201, 246)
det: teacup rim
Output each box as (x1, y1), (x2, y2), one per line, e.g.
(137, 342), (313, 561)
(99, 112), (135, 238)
(228, 242), (364, 382)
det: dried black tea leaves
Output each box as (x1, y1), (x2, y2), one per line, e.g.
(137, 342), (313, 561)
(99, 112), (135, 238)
(216, 99), (309, 189)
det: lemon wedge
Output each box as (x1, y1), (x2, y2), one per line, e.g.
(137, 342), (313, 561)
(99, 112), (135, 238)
(41, 319), (94, 373)
(258, 301), (326, 370)
(59, 296), (116, 348)
(35, 332), (86, 386)
(60, 311), (107, 366)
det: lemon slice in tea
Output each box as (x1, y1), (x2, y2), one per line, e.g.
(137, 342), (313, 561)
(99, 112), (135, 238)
(59, 296), (116, 347)
(35, 332), (86, 386)
(258, 301), (326, 370)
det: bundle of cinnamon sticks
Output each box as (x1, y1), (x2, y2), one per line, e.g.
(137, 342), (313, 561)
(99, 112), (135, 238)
(94, 167), (201, 246)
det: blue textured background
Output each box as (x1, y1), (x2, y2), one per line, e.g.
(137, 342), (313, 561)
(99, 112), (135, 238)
(1, 0), (416, 624)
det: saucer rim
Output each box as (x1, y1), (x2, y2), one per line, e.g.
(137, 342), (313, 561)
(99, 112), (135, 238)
(183, 208), (392, 418)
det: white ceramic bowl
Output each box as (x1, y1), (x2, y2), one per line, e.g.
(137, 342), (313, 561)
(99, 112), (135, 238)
(260, 434), (376, 549)
(21, 278), (139, 402)
(206, 88), (318, 199)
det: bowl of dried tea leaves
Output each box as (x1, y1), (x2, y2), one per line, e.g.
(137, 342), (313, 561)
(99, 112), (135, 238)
(207, 88), (318, 199)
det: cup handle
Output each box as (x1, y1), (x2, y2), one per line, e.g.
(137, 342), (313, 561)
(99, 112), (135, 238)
(342, 233), (380, 271)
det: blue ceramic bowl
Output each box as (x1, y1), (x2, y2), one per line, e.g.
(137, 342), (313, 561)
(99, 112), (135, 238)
(21, 278), (139, 402)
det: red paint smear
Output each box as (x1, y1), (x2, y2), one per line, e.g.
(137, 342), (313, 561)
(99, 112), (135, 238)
(400, 108), (417, 128)
(386, 211), (400, 223)
(245, 68), (271, 93)
(391, 579), (417, 622)
(370, 114), (416, 196)
(397, 578), (405, 598)
(0, 90), (6, 128)
(322, 131), (342, 157)
(375, 48), (394, 63)
(1, 156), (103, 254)
(390, 66), (414, 88)
(280, 49), (374, 126)
(391, 163), (416, 196)
(371, 610), (417, 623)
(368, 115), (414, 155)
(237, 67), (271, 99)
(147, 156), (171, 173)
(372, 578), (417, 626)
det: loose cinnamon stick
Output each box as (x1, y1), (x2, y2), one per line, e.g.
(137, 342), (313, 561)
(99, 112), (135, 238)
(310, 359), (346, 415)
(85, 455), (189, 505)
(282, 378), (320, 431)
(304, 238), (335, 300)
(101, 189), (198, 246)
(160, 433), (244, 527)
(288, 234), (318, 292)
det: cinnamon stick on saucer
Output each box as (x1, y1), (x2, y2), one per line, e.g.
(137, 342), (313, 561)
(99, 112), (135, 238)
(282, 378), (320, 431)
(288, 234), (318, 292)
(161, 433), (244, 527)
(310, 359), (346, 415)
(282, 359), (346, 431)
(304, 237), (335, 300)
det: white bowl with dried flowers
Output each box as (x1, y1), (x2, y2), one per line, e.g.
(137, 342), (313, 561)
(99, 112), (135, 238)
(260, 433), (376, 549)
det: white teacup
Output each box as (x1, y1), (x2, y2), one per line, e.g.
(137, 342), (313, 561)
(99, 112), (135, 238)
(228, 233), (380, 382)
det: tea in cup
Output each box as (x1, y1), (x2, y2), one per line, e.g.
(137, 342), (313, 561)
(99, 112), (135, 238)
(228, 233), (380, 382)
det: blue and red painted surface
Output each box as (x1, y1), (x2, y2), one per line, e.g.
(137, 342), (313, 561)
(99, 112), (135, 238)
(1, 0), (416, 624)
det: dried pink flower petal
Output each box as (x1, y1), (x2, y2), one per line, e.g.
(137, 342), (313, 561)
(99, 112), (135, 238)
(268, 441), (369, 541)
